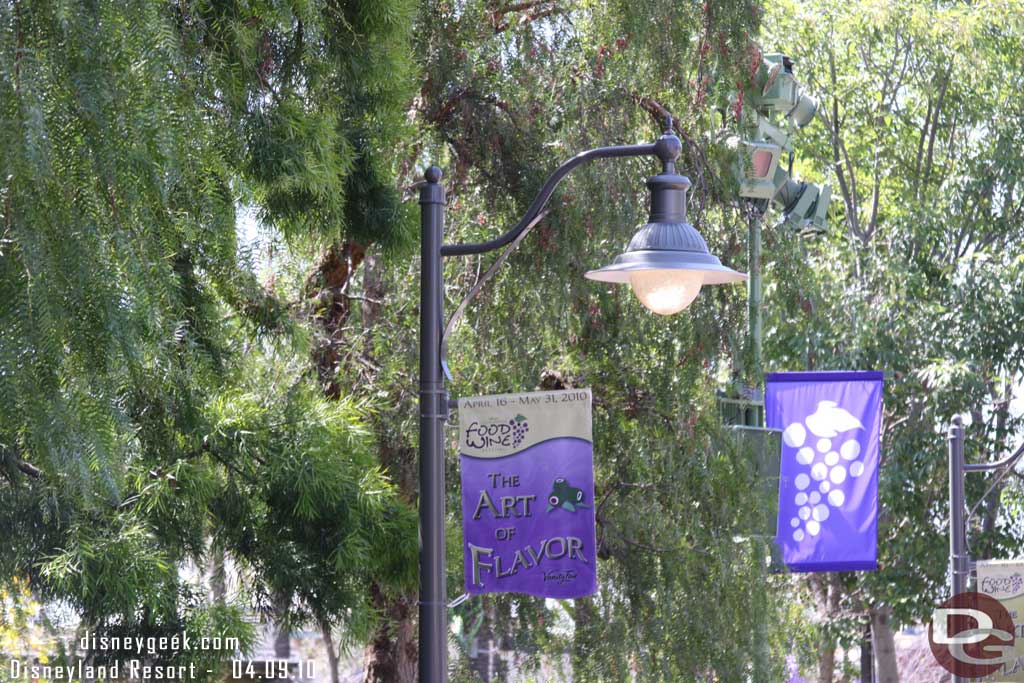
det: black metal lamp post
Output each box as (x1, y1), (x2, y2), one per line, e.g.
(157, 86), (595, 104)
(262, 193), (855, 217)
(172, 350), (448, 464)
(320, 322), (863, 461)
(416, 120), (746, 683)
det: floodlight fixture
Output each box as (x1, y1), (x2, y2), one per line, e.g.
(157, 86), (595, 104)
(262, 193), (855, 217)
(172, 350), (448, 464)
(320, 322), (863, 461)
(730, 137), (783, 199)
(774, 168), (831, 236)
(756, 54), (819, 129)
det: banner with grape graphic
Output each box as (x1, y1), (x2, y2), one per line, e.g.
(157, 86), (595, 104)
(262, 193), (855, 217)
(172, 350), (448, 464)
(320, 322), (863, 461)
(458, 388), (596, 598)
(767, 371), (883, 572)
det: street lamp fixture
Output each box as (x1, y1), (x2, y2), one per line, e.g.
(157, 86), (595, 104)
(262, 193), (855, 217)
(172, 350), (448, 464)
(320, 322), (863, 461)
(416, 118), (745, 683)
(584, 160), (747, 314)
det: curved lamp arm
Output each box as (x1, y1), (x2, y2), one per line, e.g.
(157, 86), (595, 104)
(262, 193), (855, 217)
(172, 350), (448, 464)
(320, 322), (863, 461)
(964, 439), (1024, 529)
(963, 439), (1024, 472)
(440, 136), (679, 257)
(435, 121), (685, 379)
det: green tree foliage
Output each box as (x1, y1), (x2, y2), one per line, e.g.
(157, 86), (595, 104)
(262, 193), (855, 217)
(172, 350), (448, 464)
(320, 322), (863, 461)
(0, 0), (416, 672)
(758, 0), (1024, 677)
(20, 0), (1024, 681)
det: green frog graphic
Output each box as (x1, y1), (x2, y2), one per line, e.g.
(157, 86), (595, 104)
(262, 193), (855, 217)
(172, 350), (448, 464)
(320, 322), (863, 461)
(546, 477), (589, 512)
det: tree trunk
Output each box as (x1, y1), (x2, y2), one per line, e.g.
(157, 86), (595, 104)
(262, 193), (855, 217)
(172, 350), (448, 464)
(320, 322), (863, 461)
(817, 641), (835, 683)
(306, 240), (366, 399)
(273, 591), (291, 660)
(303, 240), (419, 681)
(981, 385), (1012, 537)
(210, 542), (226, 604)
(360, 249), (385, 336)
(274, 626), (291, 659)
(571, 598), (597, 681)
(363, 585), (417, 683)
(467, 598), (510, 682)
(321, 622), (342, 683)
(870, 606), (899, 683)
(356, 246), (420, 683)
(812, 573), (841, 683)
(468, 602), (495, 682)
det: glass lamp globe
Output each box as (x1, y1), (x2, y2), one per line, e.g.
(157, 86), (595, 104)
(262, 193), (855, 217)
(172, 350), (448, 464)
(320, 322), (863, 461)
(628, 270), (704, 315)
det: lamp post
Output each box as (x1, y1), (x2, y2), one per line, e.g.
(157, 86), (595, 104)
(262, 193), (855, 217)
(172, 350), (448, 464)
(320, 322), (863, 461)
(416, 120), (747, 683)
(946, 415), (1024, 683)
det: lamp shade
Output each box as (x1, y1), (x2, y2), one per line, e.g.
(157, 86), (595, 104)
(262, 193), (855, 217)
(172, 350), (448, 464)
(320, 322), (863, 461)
(585, 171), (747, 313)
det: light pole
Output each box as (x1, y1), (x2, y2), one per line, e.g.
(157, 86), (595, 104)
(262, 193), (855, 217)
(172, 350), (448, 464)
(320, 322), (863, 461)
(946, 414), (1024, 683)
(416, 120), (747, 683)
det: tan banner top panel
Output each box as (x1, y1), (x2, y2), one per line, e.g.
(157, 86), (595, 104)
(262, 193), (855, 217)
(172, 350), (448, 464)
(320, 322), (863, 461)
(458, 389), (592, 459)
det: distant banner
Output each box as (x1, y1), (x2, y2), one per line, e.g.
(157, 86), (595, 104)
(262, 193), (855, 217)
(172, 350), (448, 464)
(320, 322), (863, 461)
(459, 389), (596, 598)
(977, 560), (1024, 681)
(767, 371), (883, 572)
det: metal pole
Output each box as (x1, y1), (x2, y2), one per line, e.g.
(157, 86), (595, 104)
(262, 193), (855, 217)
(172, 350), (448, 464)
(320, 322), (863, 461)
(860, 621), (873, 683)
(748, 204), (763, 378)
(419, 166), (447, 683)
(948, 414), (968, 683)
(949, 414), (968, 600)
(741, 201), (770, 681)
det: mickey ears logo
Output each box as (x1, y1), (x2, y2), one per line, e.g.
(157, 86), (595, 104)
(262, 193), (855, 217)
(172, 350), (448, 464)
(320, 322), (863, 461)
(929, 592), (1016, 677)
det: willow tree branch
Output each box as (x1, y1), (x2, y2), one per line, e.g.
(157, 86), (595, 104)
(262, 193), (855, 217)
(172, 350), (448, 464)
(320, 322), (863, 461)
(441, 209), (551, 375)
(15, 459), (41, 479)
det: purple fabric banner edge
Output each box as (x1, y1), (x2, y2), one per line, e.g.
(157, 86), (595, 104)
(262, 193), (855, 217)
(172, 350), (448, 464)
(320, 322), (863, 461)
(766, 370), (885, 383)
(786, 560), (879, 573)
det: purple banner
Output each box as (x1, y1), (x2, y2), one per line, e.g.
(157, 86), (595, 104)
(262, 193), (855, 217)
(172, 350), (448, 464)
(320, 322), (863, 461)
(459, 389), (597, 598)
(767, 371), (883, 572)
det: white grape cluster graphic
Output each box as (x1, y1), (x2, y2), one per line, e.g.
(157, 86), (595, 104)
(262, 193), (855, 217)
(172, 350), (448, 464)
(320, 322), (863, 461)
(782, 400), (867, 543)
